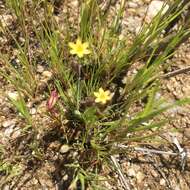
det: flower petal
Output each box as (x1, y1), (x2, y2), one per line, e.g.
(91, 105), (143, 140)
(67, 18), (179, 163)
(105, 90), (111, 96)
(68, 42), (76, 49)
(77, 52), (84, 58)
(95, 98), (101, 103)
(107, 96), (111, 100)
(84, 49), (91, 55)
(83, 42), (89, 48)
(70, 49), (76, 54)
(76, 38), (82, 46)
(101, 99), (106, 104)
(99, 88), (104, 93)
(94, 92), (99, 97)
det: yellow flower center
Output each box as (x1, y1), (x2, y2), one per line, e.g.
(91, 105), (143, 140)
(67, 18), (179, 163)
(99, 93), (107, 100)
(94, 88), (112, 104)
(76, 44), (84, 53)
(68, 38), (91, 58)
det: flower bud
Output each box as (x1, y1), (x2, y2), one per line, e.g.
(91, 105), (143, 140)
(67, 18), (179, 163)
(47, 90), (58, 110)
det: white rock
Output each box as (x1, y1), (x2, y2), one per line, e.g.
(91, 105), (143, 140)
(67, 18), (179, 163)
(4, 125), (14, 137)
(7, 91), (19, 100)
(155, 92), (161, 100)
(147, 1), (169, 21)
(33, 178), (38, 185)
(126, 16), (142, 33)
(0, 37), (8, 43)
(174, 185), (181, 190)
(160, 178), (166, 186)
(135, 26), (141, 34)
(132, 69), (138, 74)
(72, 151), (79, 159)
(136, 171), (145, 183)
(71, 0), (78, 7)
(30, 107), (37, 115)
(2, 120), (16, 128)
(0, 14), (13, 27)
(12, 127), (21, 139)
(122, 76), (127, 84)
(127, 168), (136, 177)
(63, 174), (68, 181)
(42, 71), (52, 78)
(60, 145), (70, 154)
(2, 185), (10, 190)
(128, 2), (138, 8)
(37, 65), (44, 73)
(19, 37), (25, 43)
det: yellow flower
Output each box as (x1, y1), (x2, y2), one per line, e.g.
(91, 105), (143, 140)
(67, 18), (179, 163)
(94, 88), (112, 104)
(68, 38), (91, 58)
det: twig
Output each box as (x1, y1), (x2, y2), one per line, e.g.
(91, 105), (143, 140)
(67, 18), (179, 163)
(111, 155), (131, 190)
(77, 64), (81, 111)
(134, 147), (178, 156)
(116, 144), (190, 157)
(172, 136), (187, 171)
(133, 147), (190, 157)
(162, 66), (190, 78)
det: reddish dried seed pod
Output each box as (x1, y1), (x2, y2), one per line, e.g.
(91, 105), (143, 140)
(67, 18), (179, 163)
(47, 90), (58, 110)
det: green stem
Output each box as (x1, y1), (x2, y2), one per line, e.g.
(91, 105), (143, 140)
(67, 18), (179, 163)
(77, 64), (82, 110)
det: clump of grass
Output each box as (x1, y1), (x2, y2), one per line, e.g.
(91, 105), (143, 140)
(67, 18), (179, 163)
(0, 145), (22, 186)
(0, 0), (190, 189)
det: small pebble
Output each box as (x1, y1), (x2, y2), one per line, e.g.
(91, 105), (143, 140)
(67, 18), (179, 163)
(174, 186), (180, 190)
(63, 174), (68, 181)
(126, 16), (142, 33)
(19, 37), (25, 43)
(2, 120), (16, 128)
(127, 168), (136, 177)
(37, 65), (44, 73)
(59, 145), (70, 154)
(7, 91), (19, 100)
(128, 2), (138, 8)
(30, 107), (37, 115)
(146, 1), (169, 22)
(42, 71), (53, 78)
(0, 14), (13, 27)
(12, 128), (21, 139)
(136, 171), (145, 183)
(33, 178), (38, 185)
(72, 151), (78, 158)
(2, 185), (10, 190)
(160, 178), (166, 186)
(4, 125), (14, 137)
